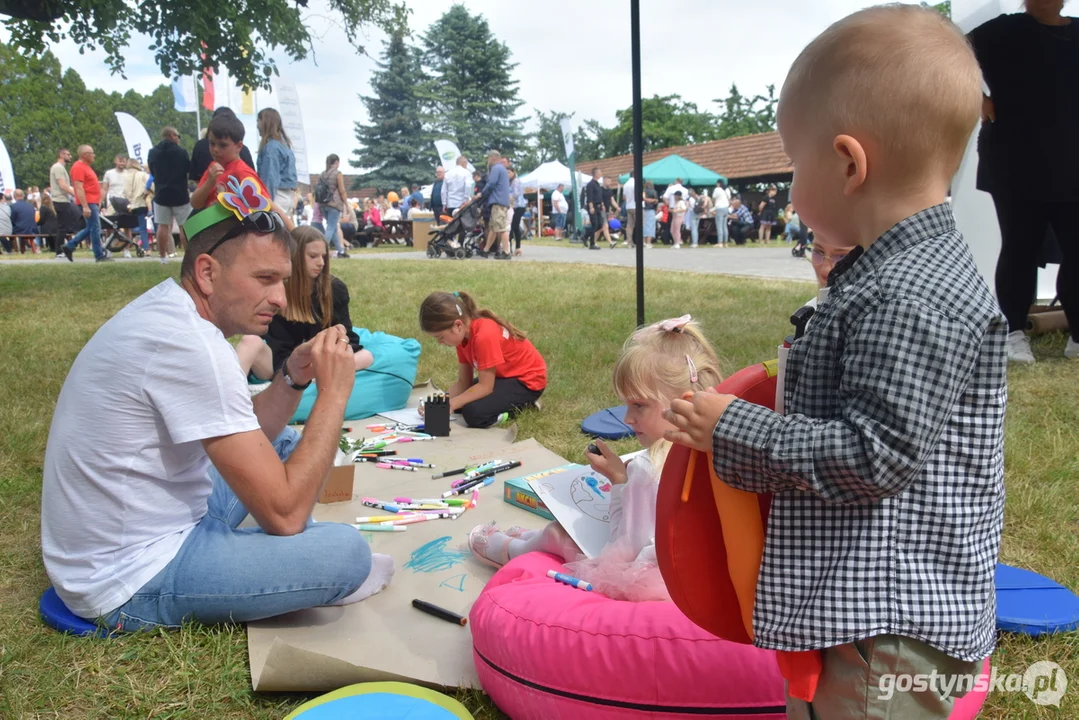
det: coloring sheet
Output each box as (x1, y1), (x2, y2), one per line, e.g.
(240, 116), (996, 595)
(528, 465), (614, 559)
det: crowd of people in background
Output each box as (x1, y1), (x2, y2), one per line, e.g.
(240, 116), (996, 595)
(4, 120), (806, 263)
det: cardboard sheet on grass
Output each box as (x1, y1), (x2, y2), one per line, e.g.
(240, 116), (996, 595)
(247, 385), (569, 692)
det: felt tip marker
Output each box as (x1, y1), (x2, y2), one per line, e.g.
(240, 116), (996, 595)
(431, 466), (468, 480)
(393, 497), (448, 506)
(353, 523), (408, 532)
(412, 599), (467, 626)
(547, 570), (593, 591)
(391, 515), (436, 526)
(470, 489), (480, 508)
(355, 514), (415, 524)
(377, 462), (416, 472)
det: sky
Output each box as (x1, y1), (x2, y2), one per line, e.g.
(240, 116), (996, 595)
(34, 0), (950, 181)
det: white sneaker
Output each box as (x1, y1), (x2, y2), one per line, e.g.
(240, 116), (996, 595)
(160, 257), (169, 265)
(672, 244), (681, 249)
(1006, 331), (1035, 365)
(123, 250), (132, 258)
(1066, 338), (1079, 360)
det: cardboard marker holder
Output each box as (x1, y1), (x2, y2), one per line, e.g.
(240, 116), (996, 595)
(425, 394), (451, 436)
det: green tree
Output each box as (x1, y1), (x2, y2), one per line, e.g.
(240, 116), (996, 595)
(516, 109), (571, 172)
(602, 95), (719, 156)
(419, 4), (526, 163)
(713, 83), (778, 139)
(573, 119), (612, 163)
(0, 44), (210, 188)
(350, 31), (432, 191)
(1, 0), (407, 91)
(923, 1), (951, 18)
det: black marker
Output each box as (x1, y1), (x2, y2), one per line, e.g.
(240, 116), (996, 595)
(412, 599), (467, 626)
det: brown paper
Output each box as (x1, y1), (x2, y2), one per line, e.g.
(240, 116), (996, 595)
(319, 465), (356, 504)
(247, 384), (571, 692)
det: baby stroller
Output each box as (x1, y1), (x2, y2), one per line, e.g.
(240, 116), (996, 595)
(101, 198), (146, 258)
(427, 198), (483, 259)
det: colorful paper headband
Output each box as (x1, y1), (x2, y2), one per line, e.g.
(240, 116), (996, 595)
(183, 174), (273, 240)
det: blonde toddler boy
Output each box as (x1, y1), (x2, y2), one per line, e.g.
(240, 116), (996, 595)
(666, 6), (1007, 718)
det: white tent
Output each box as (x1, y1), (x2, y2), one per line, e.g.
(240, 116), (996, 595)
(518, 160), (591, 192)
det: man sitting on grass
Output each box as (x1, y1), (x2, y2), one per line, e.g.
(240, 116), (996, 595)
(41, 174), (392, 632)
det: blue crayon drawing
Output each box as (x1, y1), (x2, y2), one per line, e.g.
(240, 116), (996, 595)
(405, 536), (469, 573)
(440, 573), (468, 592)
(585, 475), (604, 499)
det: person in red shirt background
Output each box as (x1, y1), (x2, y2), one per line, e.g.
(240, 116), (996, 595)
(190, 114), (259, 210)
(61, 145), (108, 262)
(420, 290), (546, 428)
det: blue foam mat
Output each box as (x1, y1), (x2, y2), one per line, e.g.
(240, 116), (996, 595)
(581, 405), (635, 440)
(40, 587), (112, 638)
(996, 563), (1079, 636)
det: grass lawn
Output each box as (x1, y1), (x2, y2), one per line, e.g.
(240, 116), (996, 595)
(0, 259), (1075, 719)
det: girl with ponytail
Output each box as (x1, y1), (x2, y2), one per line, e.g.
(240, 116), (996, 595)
(419, 290), (547, 428)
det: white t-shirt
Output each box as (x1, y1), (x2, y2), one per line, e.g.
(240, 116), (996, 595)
(663, 183), (686, 205)
(102, 168), (126, 202)
(712, 186), (731, 210)
(623, 178), (636, 210)
(551, 190), (568, 214)
(41, 279), (261, 619)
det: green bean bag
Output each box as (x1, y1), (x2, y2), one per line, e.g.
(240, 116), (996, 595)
(278, 328), (421, 424)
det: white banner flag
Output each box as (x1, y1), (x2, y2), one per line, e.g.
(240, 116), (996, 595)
(0, 136), (15, 196)
(559, 117), (575, 158)
(171, 76), (198, 113)
(274, 80), (310, 184)
(434, 139), (475, 173)
(114, 112), (154, 168)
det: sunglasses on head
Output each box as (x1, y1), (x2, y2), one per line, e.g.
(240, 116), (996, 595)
(810, 247), (849, 267)
(206, 211), (282, 256)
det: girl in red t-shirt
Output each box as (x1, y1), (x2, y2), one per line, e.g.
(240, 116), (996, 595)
(419, 291), (547, 428)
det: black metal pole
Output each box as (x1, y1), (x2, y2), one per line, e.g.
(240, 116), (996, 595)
(631, 0), (645, 328)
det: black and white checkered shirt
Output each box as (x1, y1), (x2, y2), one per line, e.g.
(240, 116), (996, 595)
(711, 204), (1007, 662)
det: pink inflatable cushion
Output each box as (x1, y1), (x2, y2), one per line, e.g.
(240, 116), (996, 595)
(951, 658), (991, 720)
(470, 552), (787, 719)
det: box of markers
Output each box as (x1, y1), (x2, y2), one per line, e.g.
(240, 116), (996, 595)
(502, 464), (582, 521)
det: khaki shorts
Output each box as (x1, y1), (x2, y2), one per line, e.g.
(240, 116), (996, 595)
(489, 204), (510, 233)
(154, 202), (191, 228)
(786, 635), (982, 720)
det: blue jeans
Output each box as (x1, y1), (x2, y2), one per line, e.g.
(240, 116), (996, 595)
(66, 203), (103, 259)
(133, 207), (149, 250)
(552, 213), (566, 230)
(689, 212), (700, 246)
(715, 212), (730, 244)
(100, 427), (371, 632)
(321, 205), (342, 253)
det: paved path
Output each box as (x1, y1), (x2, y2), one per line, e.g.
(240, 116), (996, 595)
(1, 244), (817, 283)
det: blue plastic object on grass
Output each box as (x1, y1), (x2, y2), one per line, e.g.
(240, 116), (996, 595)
(283, 328), (421, 424)
(996, 563), (1079, 636)
(284, 682), (473, 720)
(40, 587), (111, 638)
(581, 405), (635, 440)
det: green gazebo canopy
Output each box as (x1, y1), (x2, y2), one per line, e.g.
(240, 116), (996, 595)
(618, 154), (725, 186)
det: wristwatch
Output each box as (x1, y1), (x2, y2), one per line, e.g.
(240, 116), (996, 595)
(282, 356), (312, 391)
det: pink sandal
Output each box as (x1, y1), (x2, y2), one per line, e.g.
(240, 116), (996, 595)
(468, 523), (511, 569)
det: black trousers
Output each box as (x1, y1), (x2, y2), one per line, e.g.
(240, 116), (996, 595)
(510, 207), (526, 248)
(588, 211), (604, 247)
(991, 194), (1078, 340)
(730, 221), (753, 245)
(459, 377), (544, 428)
